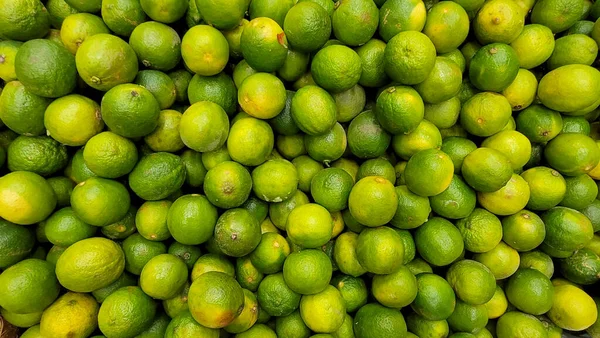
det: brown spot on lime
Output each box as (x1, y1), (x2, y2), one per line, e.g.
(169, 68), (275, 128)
(374, 177), (386, 184)
(91, 76), (102, 85)
(131, 90), (139, 97)
(150, 234), (157, 239)
(183, 252), (191, 259)
(68, 299), (77, 306)
(514, 105), (522, 110)
(95, 108), (102, 121)
(551, 170), (560, 177)
(387, 86), (396, 93)
(231, 233), (238, 240)
(542, 131), (549, 136)
(274, 241), (280, 248)
(277, 33), (288, 49)
(251, 304), (258, 313)
(477, 118), (484, 124)
(492, 17), (501, 24)
(182, 295), (188, 302)
(489, 47), (498, 55)
(522, 212), (530, 219)
(0, 54), (5, 64)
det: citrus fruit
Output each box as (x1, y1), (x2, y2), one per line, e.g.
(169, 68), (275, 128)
(384, 31), (437, 85)
(461, 147), (513, 192)
(239, 72), (286, 119)
(44, 94), (103, 146)
(311, 45), (362, 93)
(0, 259), (60, 314)
(404, 149), (454, 197)
(181, 25), (229, 76)
(180, 101), (229, 152)
(98, 286), (157, 338)
(167, 194), (218, 245)
(375, 85), (424, 135)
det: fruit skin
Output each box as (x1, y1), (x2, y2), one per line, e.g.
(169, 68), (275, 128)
(404, 149), (454, 197)
(473, 0), (524, 44)
(98, 286), (157, 338)
(299, 285), (346, 333)
(496, 311), (547, 338)
(548, 284), (598, 331)
(55, 237), (125, 293)
(560, 248), (600, 285)
(0, 219), (35, 268)
(196, 0), (245, 30)
(101, 0), (147, 37)
(311, 44), (362, 93)
(544, 133), (600, 176)
(241, 17), (288, 72)
(537, 64), (600, 114)
(354, 303), (408, 338)
(7, 135), (68, 176)
(469, 43), (520, 93)
(384, 31), (437, 85)
(375, 85), (424, 135)
(70, 177), (131, 227)
(167, 194), (218, 245)
(461, 147), (512, 193)
(44, 94), (104, 147)
(542, 207), (594, 254)
(40, 292), (99, 338)
(411, 273), (456, 321)
(531, 0), (584, 33)
(0, 0), (50, 41)
(415, 217), (464, 267)
(75, 34), (139, 91)
(101, 83), (161, 138)
(165, 311), (220, 337)
(284, 2), (331, 53)
(0, 259), (60, 314)
(0, 81), (50, 136)
(348, 176), (398, 227)
(15, 39), (76, 98)
(291, 85), (337, 136)
(129, 21), (181, 72)
(214, 209), (261, 257)
(332, 0), (379, 46)
(505, 268), (554, 315)
(140, 254), (188, 300)
(0, 171), (57, 225)
(181, 25), (229, 76)
(188, 271), (245, 329)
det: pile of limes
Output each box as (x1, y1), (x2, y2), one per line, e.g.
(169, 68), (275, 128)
(1, 0), (600, 337)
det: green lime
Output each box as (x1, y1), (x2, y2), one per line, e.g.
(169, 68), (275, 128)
(0, 0), (49, 41)
(300, 285), (346, 333)
(144, 109), (185, 152)
(423, 1), (469, 53)
(252, 159), (298, 202)
(250, 232), (290, 274)
(238, 73), (286, 120)
(375, 85), (424, 135)
(349, 176), (398, 227)
(83, 131), (138, 178)
(477, 173), (530, 215)
(129, 21), (180, 71)
(378, 0), (426, 41)
(560, 174), (598, 209)
(275, 310), (311, 338)
(188, 271), (244, 329)
(415, 217), (464, 266)
(473, 241), (520, 279)
(44, 94), (103, 146)
(447, 301), (488, 334)
(496, 311), (547, 338)
(537, 65), (600, 114)
(101, 0), (147, 37)
(0, 259), (60, 314)
(461, 147), (513, 192)
(181, 150), (207, 188)
(440, 137), (477, 174)
(71, 177), (130, 227)
(347, 110), (391, 159)
(60, 13), (109, 54)
(501, 210), (546, 252)
(204, 161), (252, 209)
(235, 256), (264, 292)
(181, 25), (229, 76)
(167, 194), (218, 245)
(469, 43), (520, 92)
(531, 0), (583, 33)
(0, 40), (22, 82)
(15, 39), (76, 98)
(7, 135), (67, 176)
(227, 117), (275, 166)
(257, 272), (301, 316)
(283, 249), (332, 295)
(98, 286), (156, 338)
(447, 259), (496, 306)
(56, 237), (124, 292)
(430, 175), (477, 219)
(355, 38), (389, 88)
(406, 313), (450, 338)
(214, 209), (261, 257)
(510, 24), (555, 69)
(354, 303), (408, 338)
(140, 253), (188, 300)
(197, 0), (245, 29)
(100, 83), (160, 138)
(404, 149), (454, 197)
(135, 70), (176, 109)
(372, 265), (418, 308)
(304, 122), (347, 164)
(332, 0), (378, 46)
(284, 2), (331, 52)
(44, 207), (96, 247)
(384, 31), (437, 85)
(128, 152), (185, 201)
(505, 268), (554, 315)
(311, 45), (362, 93)
(310, 168), (353, 212)
(391, 120), (442, 161)
(560, 248), (600, 285)
(473, 0), (524, 44)
(122, 233), (167, 275)
(516, 105), (563, 143)
(544, 133), (600, 176)
(165, 311), (219, 338)
(241, 17), (287, 72)
(76, 34), (138, 91)
(286, 203), (333, 248)
(190, 253), (234, 281)
(548, 284), (597, 331)
(356, 226), (404, 274)
(415, 57), (463, 104)
(333, 232), (367, 277)
(519, 251), (555, 279)
(411, 273), (456, 321)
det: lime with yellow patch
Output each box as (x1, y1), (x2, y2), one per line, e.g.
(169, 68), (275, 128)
(40, 292), (98, 338)
(238, 72), (286, 119)
(241, 17), (288, 72)
(0, 171), (57, 225)
(181, 25), (229, 76)
(180, 101), (229, 153)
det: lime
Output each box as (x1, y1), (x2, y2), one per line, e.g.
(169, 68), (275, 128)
(384, 31), (437, 85)
(473, 0), (524, 44)
(354, 303), (408, 338)
(404, 149), (454, 197)
(122, 234), (167, 275)
(560, 248), (600, 285)
(537, 65), (600, 114)
(473, 241), (520, 279)
(7, 135), (68, 176)
(167, 194), (218, 245)
(227, 117), (275, 166)
(311, 45), (362, 93)
(181, 150), (207, 188)
(506, 268), (554, 315)
(0, 259), (60, 314)
(181, 25), (229, 76)
(415, 217), (464, 266)
(283, 249), (332, 295)
(250, 232), (290, 274)
(415, 57), (463, 104)
(15, 39), (76, 98)
(424, 1), (469, 53)
(461, 147), (512, 192)
(502, 210), (546, 251)
(485, 285), (508, 319)
(548, 284), (598, 331)
(275, 310), (311, 338)
(375, 85), (424, 135)
(257, 272), (301, 316)
(44, 207), (96, 247)
(347, 110), (391, 159)
(310, 168), (353, 212)
(430, 175), (477, 219)
(412, 273), (456, 321)
(83, 131), (137, 179)
(101, 0), (147, 37)
(197, 0), (245, 29)
(56, 237), (124, 292)
(0, 40), (22, 82)
(284, 2), (331, 52)
(333, 232), (367, 277)
(510, 24), (555, 69)
(214, 209), (261, 257)
(269, 190), (310, 230)
(98, 286), (156, 338)
(241, 17), (288, 72)
(520, 251), (555, 279)
(165, 311), (219, 338)
(356, 226), (404, 274)
(190, 253), (234, 281)
(180, 101), (229, 152)
(392, 120), (443, 161)
(447, 301), (488, 333)
(100, 83), (160, 138)
(496, 312), (547, 338)
(355, 38), (389, 88)
(544, 133), (600, 176)
(477, 174), (531, 216)
(0, 0), (49, 41)
(372, 265), (418, 308)
(516, 105), (563, 143)
(531, 0), (583, 33)
(332, 0), (378, 46)
(44, 94), (103, 146)
(300, 285), (346, 333)
(76, 34), (138, 91)
(129, 21), (180, 71)
(140, 254), (188, 300)
(560, 174), (598, 209)
(60, 13), (109, 54)
(204, 161), (252, 209)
